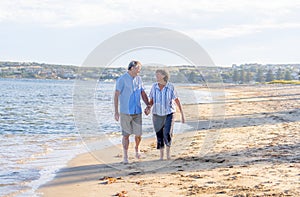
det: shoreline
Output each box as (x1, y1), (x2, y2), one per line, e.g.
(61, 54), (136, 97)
(37, 84), (300, 196)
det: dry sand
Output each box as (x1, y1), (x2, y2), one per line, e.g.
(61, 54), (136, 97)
(38, 84), (300, 197)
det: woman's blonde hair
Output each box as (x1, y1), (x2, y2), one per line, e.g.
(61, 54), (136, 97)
(156, 69), (169, 82)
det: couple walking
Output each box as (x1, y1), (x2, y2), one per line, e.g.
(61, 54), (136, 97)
(114, 60), (185, 164)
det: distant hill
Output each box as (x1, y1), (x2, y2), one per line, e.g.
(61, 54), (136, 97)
(1, 61), (299, 83)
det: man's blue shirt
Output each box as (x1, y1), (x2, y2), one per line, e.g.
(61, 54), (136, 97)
(116, 72), (145, 115)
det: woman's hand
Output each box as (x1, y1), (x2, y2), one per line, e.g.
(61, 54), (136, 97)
(181, 113), (185, 123)
(144, 105), (151, 115)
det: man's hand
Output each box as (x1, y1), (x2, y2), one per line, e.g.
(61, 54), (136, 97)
(144, 107), (150, 115)
(114, 112), (120, 121)
(144, 105), (151, 116)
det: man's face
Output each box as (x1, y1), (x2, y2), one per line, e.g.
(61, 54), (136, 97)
(132, 65), (141, 75)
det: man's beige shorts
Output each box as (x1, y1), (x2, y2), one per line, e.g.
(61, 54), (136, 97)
(120, 113), (142, 136)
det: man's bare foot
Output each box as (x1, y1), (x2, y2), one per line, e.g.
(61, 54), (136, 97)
(135, 147), (141, 159)
(135, 152), (141, 159)
(123, 158), (129, 164)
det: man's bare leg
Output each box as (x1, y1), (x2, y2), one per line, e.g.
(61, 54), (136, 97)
(122, 135), (130, 163)
(135, 135), (141, 159)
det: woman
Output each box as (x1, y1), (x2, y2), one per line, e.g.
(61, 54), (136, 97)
(145, 69), (185, 160)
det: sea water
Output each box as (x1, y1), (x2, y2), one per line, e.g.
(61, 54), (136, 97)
(0, 79), (84, 196)
(0, 78), (215, 196)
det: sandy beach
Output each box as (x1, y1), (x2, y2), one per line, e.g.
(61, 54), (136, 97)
(38, 84), (300, 197)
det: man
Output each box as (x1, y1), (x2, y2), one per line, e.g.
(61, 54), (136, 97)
(114, 60), (149, 164)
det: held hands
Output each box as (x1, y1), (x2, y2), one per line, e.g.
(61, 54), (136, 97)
(144, 105), (151, 116)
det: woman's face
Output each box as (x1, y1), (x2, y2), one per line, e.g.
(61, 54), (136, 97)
(155, 72), (165, 83)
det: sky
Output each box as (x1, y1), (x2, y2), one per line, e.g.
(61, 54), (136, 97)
(1, 0), (300, 67)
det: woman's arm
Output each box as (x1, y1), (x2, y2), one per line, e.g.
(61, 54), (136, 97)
(175, 98), (185, 123)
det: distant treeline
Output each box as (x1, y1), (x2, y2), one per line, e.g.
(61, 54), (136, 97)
(1, 61), (299, 84)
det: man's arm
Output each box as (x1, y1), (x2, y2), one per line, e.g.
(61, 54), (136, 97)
(141, 90), (150, 106)
(142, 90), (152, 115)
(114, 90), (120, 121)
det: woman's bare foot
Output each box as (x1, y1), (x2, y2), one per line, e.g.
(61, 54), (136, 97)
(166, 146), (171, 160)
(160, 148), (164, 160)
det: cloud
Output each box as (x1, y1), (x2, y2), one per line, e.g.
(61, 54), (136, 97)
(1, 0), (300, 65)
(1, 0), (300, 28)
(0, 0), (124, 27)
(1, 0), (300, 43)
(186, 22), (300, 40)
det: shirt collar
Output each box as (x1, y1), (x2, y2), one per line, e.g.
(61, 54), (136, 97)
(155, 82), (169, 89)
(126, 72), (135, 79)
